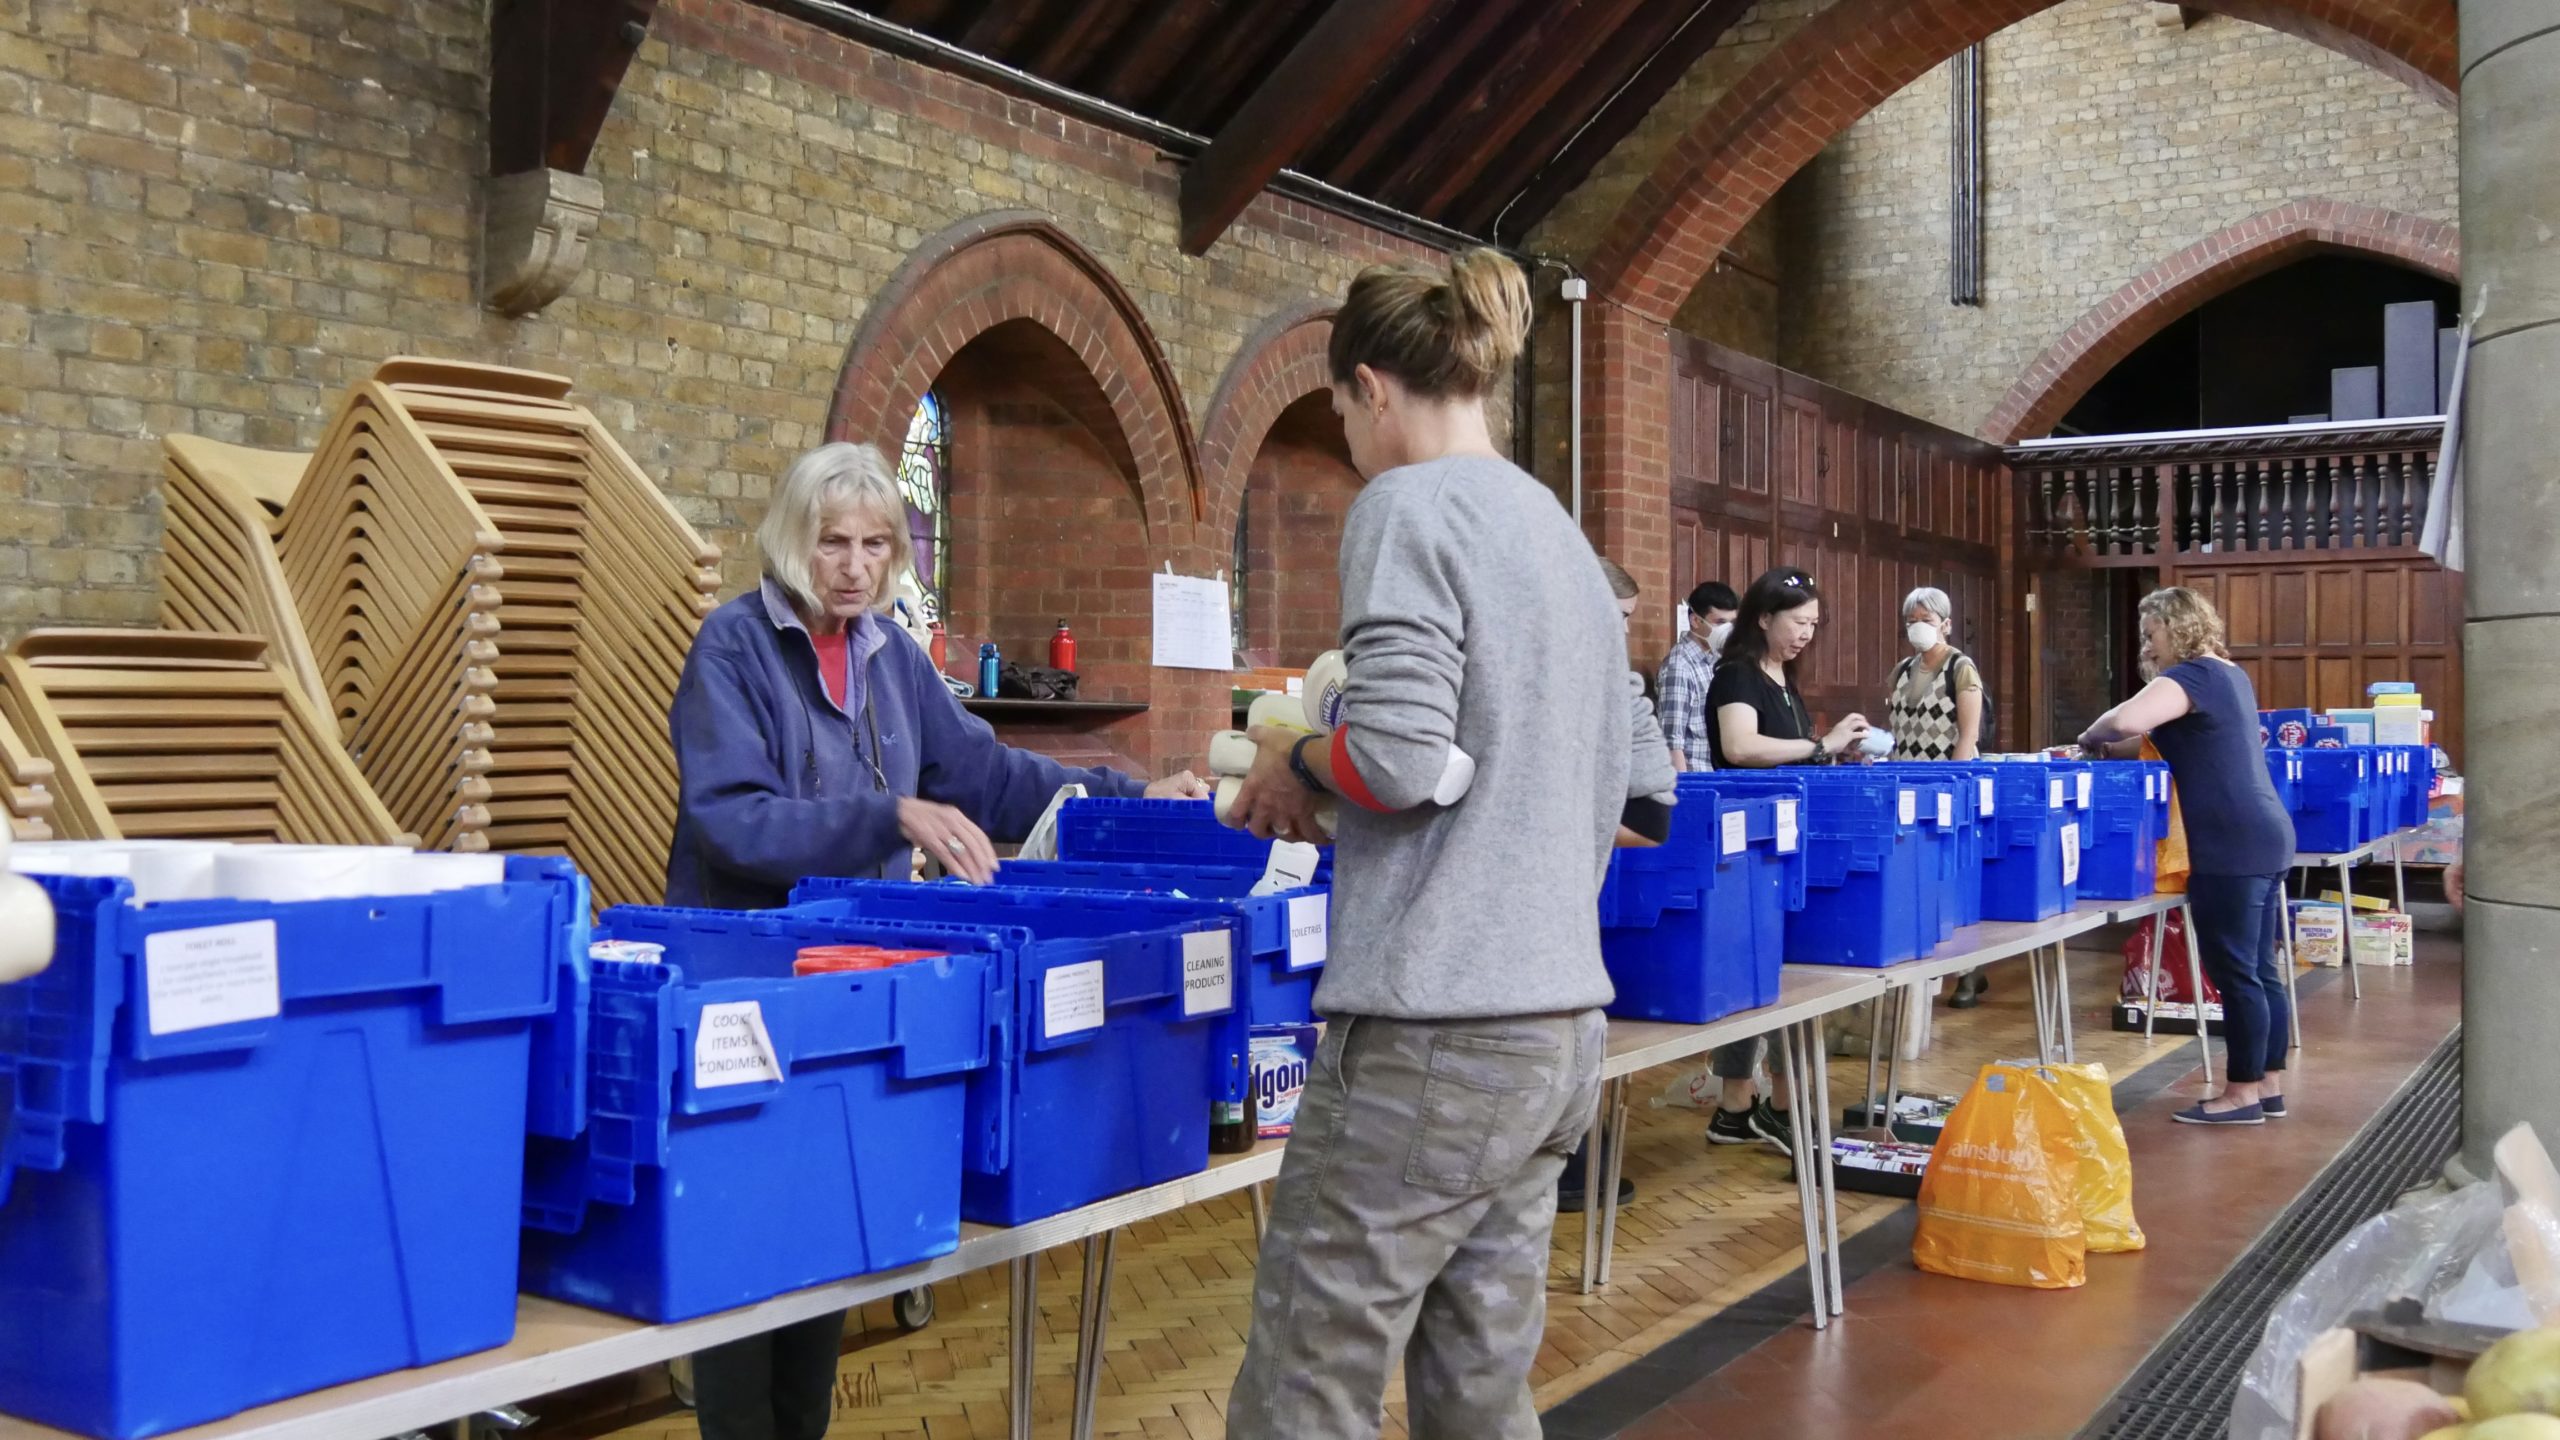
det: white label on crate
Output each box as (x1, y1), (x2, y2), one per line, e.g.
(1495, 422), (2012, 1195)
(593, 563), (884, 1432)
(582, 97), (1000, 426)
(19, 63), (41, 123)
(2049, 777), (2065, 811)
(1898, 789), (1917, 826)
(694, 1002), (784, 1089)
(2061, 823), (2081, 887)
(1180, 929), (1233, 1018)
(1937, 792), (1954, 828)
(144, 920), (280, 1036)
(1775, 799), (1800, 855)
(1285, 894), (1328, 972)
(1721, 809), (1747, 856)
(1979, 777), (1996, 816)
(1043, 961), (1107, 1039)
(2077, 772), (2093, 809)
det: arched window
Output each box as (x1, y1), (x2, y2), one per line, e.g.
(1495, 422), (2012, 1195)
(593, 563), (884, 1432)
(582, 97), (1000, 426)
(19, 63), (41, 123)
(897, 392), (950, 623)
(1231, 507), (1249, 656)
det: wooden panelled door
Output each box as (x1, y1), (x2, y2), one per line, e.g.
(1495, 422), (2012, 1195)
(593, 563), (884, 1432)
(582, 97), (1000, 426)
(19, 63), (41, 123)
(2171, 559), (2464, 766)
(1668, 332), (2008, 729)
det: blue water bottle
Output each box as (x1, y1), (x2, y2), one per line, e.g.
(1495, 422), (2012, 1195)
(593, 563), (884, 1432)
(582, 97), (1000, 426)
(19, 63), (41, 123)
(978, 642), (1001, 698)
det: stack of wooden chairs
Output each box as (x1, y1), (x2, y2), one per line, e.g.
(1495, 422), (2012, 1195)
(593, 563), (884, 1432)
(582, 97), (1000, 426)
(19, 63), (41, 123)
(1, 706), (53, 842)
(15, 357), (728, 907)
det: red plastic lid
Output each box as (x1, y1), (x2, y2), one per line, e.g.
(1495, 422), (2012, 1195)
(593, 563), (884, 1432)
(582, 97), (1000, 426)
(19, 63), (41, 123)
(793, 946), (945, 975)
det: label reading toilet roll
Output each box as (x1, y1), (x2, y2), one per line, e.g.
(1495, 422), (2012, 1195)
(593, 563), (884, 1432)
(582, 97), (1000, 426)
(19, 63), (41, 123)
(1980, 777), (1996, 815)
(694, 1002), (784, 1089)
(1181, 929), (1234, 1018)
(1721, 809), (1746, 856)
(144, 921), (280, 1036)
(1775, 799), (1800, 854)
(1286, 894), (1328, 971)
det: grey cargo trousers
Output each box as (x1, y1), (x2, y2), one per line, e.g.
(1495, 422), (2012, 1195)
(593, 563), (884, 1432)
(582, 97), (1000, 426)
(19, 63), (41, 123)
(1227, 1008), (1605, 1440)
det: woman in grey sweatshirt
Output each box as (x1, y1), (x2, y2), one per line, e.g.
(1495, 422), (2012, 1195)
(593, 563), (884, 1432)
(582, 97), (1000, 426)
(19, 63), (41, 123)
(1223, 249), (1676, 1440)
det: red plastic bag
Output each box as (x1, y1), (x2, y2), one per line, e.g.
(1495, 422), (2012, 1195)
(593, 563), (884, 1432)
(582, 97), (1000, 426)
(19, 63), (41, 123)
(2119, 911), (2220, 1006)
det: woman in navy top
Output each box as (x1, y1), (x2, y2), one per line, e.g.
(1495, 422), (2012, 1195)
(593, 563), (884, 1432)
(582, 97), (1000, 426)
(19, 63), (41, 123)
(2080, 587), (2297, 1126)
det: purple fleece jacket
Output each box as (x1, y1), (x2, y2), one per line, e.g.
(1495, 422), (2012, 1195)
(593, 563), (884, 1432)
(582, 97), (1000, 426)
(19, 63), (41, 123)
(663, 579), (1147, 910)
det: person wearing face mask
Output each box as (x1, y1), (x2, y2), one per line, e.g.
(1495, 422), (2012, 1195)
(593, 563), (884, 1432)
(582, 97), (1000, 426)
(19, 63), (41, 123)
(663, 441), (1208, 1440)
(1657, 580), (1739, 771)
(1884, 587), (1983, 763)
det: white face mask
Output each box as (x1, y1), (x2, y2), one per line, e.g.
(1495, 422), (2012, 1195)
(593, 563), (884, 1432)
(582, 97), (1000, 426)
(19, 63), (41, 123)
(1907, 621), (1943, 652)
(1706, 621), (1732, 655)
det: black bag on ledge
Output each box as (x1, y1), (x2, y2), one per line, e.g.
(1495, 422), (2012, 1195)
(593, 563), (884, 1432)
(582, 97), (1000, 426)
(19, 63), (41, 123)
(996, 663), (1078, 702)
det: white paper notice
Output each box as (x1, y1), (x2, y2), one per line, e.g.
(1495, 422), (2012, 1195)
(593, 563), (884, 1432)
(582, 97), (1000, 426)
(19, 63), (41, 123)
(1775, 799), (1800, 854)
(2048, 777), (2065, 811)
(1151, 572), (1234, 671)
(694, 1001), (784, 1089)
(144, 920), (280, 1036)
(1286, 894), (1329, 971)
(1043, 961), (1107, 1039)
(2061, 823), (2082, 887)
(1181, 929), (1234, 1017)
(1937, 792), (1954, 827)
(2077, 771), (2093, 809)
(1721, 809), (1746, 856)
(1898, 789), (1917, 827)
(1979, 776), (1997, 815)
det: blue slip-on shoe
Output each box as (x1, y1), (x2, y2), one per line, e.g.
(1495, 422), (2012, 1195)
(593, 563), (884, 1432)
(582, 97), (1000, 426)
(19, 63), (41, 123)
(2173, 1101), (2265, 1126)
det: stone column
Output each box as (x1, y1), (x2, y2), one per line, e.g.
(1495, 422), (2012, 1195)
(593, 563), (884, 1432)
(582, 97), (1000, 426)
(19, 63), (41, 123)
(2455, 5), (2560, 1176)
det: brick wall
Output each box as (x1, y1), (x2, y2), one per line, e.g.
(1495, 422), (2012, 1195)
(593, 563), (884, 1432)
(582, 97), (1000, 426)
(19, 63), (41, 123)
(1774, 0), (2455, 436)
(0, 0), (1494, 776)
(1236, 393), (1359, 668)
(2038, 568), (2117, 745)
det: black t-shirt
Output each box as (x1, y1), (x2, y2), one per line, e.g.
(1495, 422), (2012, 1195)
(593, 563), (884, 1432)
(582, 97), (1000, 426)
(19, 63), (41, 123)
(1705, 660), (1813, 769)
(2155, 658), (2296, 875)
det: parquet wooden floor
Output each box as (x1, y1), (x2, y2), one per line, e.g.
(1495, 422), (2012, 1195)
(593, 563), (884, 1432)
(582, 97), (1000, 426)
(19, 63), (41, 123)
(591, 945), (2186, 1440)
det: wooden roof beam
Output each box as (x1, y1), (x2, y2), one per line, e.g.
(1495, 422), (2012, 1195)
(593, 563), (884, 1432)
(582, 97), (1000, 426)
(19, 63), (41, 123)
(487, 0), (658, 178)
(1177, 0), (1445, 255)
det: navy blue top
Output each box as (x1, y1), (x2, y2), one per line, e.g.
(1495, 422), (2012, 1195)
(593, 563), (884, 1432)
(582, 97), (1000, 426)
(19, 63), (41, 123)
(2152, 658), (2296, 876)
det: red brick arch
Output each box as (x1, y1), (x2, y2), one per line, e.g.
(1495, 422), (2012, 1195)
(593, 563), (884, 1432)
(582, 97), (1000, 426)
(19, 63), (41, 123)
(1578, 0), (2457, 324)
(827, 211), (1201, 538)
(1984, 200), (2460, 441)
(1198, 300), (1339, 540)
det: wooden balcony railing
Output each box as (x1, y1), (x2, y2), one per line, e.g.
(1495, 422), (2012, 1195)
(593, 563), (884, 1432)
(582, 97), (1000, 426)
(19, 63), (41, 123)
(2010, 417), (2444, 565)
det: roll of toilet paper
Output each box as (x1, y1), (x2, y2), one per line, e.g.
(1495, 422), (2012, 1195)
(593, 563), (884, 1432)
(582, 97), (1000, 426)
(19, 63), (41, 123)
(215, 845), (412, 902)
(1302, 651), (1348, 731)
(1209, 729), (1262, 778)
(1214, 777), (1335, 836)
(117, 843), (228, 903)
(0, 871), (54, 983)
(7, 842), (134, 879)
(1244, 692), (1311, 733)
(372, 852), (508, 895)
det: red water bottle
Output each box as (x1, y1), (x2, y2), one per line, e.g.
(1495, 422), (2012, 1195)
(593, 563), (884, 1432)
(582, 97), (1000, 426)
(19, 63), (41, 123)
(929, 621), (947, 672)
(1049, 618), (1076, 673)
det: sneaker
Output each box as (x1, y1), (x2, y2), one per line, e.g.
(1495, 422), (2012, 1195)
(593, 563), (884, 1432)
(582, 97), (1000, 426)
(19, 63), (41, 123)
(1557, 1176), (1638, 1213)
(1749, 1101), (1796, 1155)
(1707, 1106), (1761, 1146)
(2173, 1101), (2265, 1126)
(2260, 1094), (2288, 1118)
(1949, 972), (1985, 1009)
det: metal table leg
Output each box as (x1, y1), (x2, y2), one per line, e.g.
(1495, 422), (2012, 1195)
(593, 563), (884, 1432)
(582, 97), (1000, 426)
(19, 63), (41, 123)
(2337, 857), (2362, 1000)
(1008, 1254), (1038, 1440)
(2028, 946), (2054, 1065)
(2392, 841), (2408, 916)
(2056, 942), (2077, 1064)
(1804, 1018), (1846, 1315)
(2280, 907), (2303, 1049)
(2142, 909), (2167, 1041)
(2181, 900), (2213, 1090)
(1859, 996), (1887, 1128)
(1776, 1023), (1827, 1329)
(1879, 984), (1907, 1127)
(1597, 1076), (1631, 1288)
(1578, 1089), (1604, 1295)
(1248, 1183), (1268, 1242)
(1071, 1231), (1118, 1440)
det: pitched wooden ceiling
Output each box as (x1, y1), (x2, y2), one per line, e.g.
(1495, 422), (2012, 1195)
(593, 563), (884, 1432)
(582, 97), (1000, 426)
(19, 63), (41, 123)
(800, 0), (1758, 252)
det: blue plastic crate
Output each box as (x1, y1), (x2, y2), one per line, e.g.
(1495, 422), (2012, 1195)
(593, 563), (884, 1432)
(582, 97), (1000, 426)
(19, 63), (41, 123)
(2078, 761), (2171, 901)
(2264, 748), (2303, 813)
(2396, 745), (2436, 830)
(520, 907), (1000, 1322)
(2292, 748), (2372, 854)
(1978, 762), (2088, 922)
(986, 860), (1329, 1026)
(1057, 798), (1331, 876)
(1686, 772), (1929, 968)
(1598, 781), (1804, 1021)
(0, 858), (581, 1440)
(785, 880), (1245, 1226)
(1868, 764), (1997, 934)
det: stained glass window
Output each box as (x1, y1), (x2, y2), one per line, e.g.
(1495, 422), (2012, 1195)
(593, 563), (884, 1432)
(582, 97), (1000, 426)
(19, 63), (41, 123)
(897, 393), (949, 623)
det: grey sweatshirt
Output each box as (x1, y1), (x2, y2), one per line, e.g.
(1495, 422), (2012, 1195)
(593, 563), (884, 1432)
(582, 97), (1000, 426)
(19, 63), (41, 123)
(1315, 454), (1678, 1021)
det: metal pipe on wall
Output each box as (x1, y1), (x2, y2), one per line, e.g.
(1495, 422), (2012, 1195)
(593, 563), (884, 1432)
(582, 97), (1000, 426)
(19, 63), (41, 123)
(1564, 277), (1588, 525)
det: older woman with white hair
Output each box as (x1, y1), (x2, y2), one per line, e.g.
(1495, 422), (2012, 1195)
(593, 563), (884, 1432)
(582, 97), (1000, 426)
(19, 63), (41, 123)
(665, 441), (1204, 1438)
(1883, 585), (1983, 763)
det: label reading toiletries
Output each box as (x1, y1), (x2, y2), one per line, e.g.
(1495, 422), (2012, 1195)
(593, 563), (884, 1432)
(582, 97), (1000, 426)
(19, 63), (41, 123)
(144, 920), (280, 1036)
(1980, 777), (1997, 815)
(2061, 823), (2082, 887)
(694, 1001), (784, 1089)
(1181, 930), (1234, 1018)
(1286, 894), (1329, 971)
(2049, 777), (2066, 811)
(1043, 961), (1106, 1039)
(1776, 799), (1800, 854)
(1721, 810), (1747, 856)
(1899, 789), (1917, 826)
(1937, 792), (1954, 827)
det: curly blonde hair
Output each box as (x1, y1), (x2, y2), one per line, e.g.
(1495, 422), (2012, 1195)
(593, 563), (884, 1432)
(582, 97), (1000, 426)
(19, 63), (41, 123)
(2138, 586), (2228, 664)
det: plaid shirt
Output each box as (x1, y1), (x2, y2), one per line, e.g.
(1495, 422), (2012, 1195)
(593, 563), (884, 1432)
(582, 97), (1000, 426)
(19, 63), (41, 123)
(1655, 634), (1717, 771)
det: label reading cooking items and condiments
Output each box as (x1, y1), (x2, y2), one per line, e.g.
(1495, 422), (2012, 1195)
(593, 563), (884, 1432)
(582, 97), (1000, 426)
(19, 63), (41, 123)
(1721, 809), (1747, 857)
(1898, 789), (1917, 826)
(144, 920), (281, 1036)
(2049, 777), (2066, 811)
(1043, 961), (1107, 1039)
(1776, 799), (1800, 854)
(1937, 792), (1954, 827)
(1980, 777), (1997, 815)
(2061, 823), (2082, 886)
(694, 1001), (784, 1089)
(1285, 894), (1329, 972)
(1181, 929), (1234, 1018)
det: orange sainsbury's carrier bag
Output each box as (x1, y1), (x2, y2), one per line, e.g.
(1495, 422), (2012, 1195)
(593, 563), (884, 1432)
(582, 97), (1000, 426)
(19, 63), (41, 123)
(1912, 1062), (2088, 1289)
(2142, 738), (2189, 894)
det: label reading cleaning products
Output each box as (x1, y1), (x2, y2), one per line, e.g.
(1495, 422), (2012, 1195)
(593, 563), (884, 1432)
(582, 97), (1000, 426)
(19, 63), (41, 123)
(695, 1002), (784, 1089)
(1980, 777), (1997, 815)
(1898, 789), (1917, 826)
(1286, 894), (1329, 971)
(1776, 799), (1800, 854)
(1721, 809), (1747, 856)
(2061, 823), (2082, 887)
(144, 920), (281, 1036)
(1181, 929), (1234, 1018)
(1043, 961), (1106, 1039)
